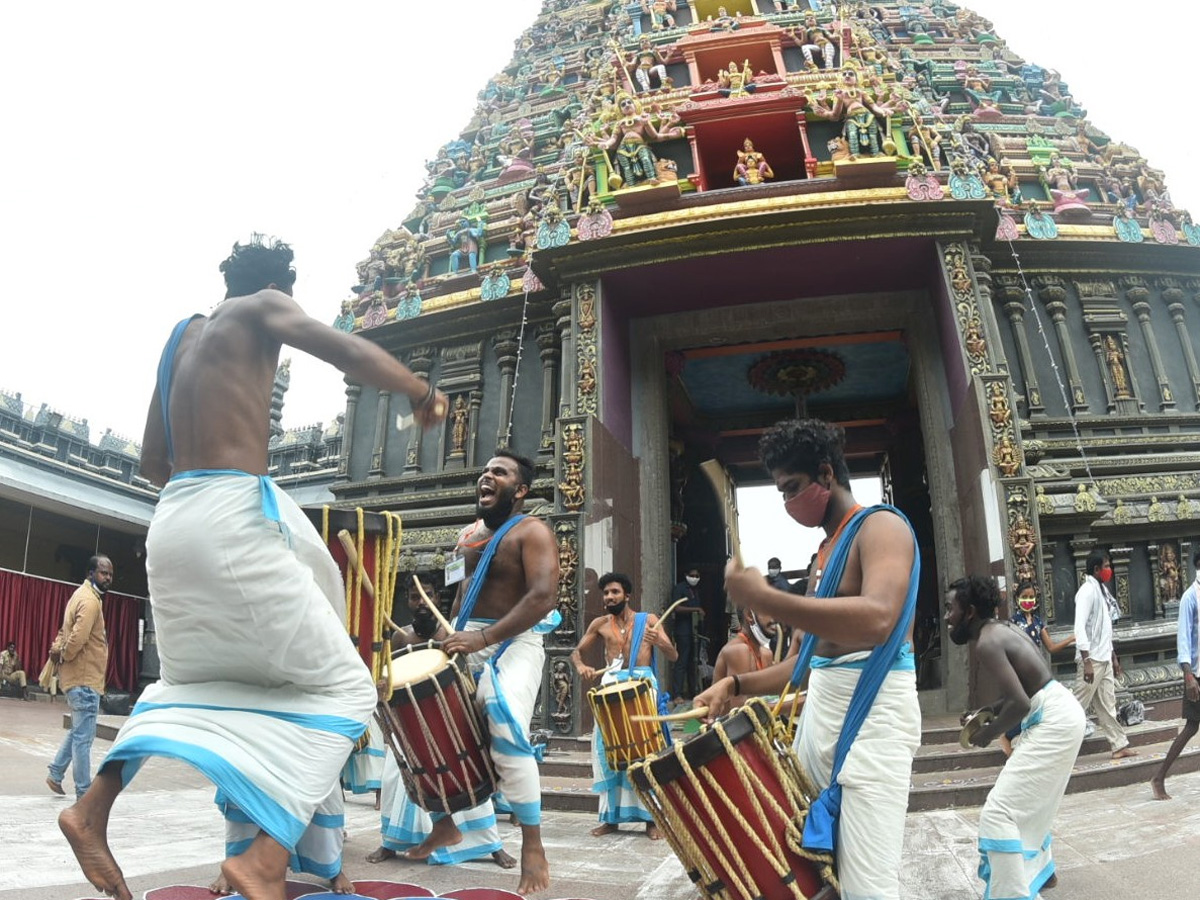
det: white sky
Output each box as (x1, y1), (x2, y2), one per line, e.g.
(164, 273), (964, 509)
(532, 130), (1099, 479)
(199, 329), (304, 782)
(1, 0), (1194, 451)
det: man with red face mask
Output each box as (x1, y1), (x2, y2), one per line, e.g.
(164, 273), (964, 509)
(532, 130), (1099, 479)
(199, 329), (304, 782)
(1072, 548), (1137, 759)
(694, 419), (920, 900)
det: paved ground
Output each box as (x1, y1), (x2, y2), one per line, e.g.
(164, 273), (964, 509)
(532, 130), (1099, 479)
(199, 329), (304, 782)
(3, 697), (1198, 899)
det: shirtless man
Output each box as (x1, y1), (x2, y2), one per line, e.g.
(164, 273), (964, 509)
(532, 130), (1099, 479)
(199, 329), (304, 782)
(57, 237), (447, 900)
(695, 418), (921, 900)
(712, 607), (776, 707)
(571, 572), (676, 838)
(407, 451), (557, 895)
(945, 575), (1085, 899)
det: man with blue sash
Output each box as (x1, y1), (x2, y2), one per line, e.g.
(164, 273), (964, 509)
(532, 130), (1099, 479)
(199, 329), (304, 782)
(571, 572), (677, 838)
(57, 237), (448, 900)
(946, 575), (1085, 900)
(415, 451), (558, 895)
(696, 419), (922, 900)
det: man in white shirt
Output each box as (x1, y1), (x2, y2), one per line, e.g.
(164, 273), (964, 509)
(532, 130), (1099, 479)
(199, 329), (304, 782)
(1072, 548), (1137, 759)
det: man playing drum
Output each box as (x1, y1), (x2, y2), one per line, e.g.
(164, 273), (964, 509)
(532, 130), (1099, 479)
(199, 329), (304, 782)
(57, 237), (448, 900)
(413, 451), (558, 896)
(368, 575), (515, 869)
(571, 571), (677, 839)
(695, 419), (921, 900)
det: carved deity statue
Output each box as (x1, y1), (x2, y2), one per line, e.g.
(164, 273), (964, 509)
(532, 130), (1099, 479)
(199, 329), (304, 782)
(718, 59), (755, 99)
(1104, 335), (1132, 399)
(1160, 542), (1182, 603)
(450, 395), (469, 452)
(796, 12), (836, 70)
(809, 64), (905, 158)
(588, 92), (665, 188)
(642, 0), (676, 31)
(734, 138), (775, 186)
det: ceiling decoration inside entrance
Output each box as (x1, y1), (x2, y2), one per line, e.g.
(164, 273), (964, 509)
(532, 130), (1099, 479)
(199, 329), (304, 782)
(674, 334), (911, 421)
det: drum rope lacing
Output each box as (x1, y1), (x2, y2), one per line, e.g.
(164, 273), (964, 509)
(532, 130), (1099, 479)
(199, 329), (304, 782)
(632, 699), (837, 899)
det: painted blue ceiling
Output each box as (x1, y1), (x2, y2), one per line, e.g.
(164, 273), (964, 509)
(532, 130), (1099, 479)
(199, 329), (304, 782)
(677, 339), (911, 418)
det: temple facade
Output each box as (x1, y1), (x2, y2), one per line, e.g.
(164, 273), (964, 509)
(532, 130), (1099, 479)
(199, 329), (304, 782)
(322, 0), (1196, 731)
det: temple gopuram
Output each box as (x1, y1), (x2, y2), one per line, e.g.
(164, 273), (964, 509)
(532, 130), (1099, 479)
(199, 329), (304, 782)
(326, 0), (1200, 729)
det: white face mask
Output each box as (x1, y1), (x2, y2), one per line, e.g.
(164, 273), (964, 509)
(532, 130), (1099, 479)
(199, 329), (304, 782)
(685, 575), (699, 587)
(767, 568), (781, 577)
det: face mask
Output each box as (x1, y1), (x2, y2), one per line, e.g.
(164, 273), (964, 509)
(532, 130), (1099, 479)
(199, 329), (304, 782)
(748, 614), (772, 648)
(767, 568), (781, 577)
(784, 480), (831, 528)
(605, 600), (628, 617)
(685, 576), (699, 587)
(1018, 596), (1037, 612)
(1098, 566), (1113, 584)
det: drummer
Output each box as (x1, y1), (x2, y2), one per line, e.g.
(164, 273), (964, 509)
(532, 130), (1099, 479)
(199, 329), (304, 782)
(571, 572), (677, 839)
(712, 606), (776, 707)
(392, 574), (449, 647)
(695, 419), (922, 900)
(945, 575), (1085, 899)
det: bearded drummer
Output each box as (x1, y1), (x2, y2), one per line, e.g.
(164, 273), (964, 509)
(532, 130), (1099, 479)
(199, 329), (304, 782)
(571, 572), (677, 839)
(368, 574), (517, 871)
(695, 419), (921, 900)
(407, 450), (558, 896)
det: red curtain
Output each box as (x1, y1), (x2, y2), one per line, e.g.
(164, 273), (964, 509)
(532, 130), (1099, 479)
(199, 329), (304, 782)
(0, 569), (141, 694)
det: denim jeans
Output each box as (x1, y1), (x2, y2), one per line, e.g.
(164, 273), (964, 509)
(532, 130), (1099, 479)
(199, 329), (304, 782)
(49, 685), (100, 798)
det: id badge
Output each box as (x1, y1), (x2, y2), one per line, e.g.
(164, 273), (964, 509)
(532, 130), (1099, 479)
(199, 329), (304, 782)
(445, 555), (466, 585)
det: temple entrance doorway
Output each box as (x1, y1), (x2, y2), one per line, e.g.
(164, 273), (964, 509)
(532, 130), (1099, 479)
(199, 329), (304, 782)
(628, 282), (964, 714)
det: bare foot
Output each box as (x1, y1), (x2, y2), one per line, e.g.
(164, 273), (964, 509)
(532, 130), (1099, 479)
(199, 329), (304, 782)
(492, 848), (517, 868)
(517, 841), (550, 895)
(329, 870), (354, 894)
(209, 870), (232, 894)
(220, 833), (288, 900)
(1112, 747), (1139, 760)
(365, 845), (396, 864)
(1043, 872), (1058, 889)
(59, 804), (131, 900)
(402, 815), (462, 861)
(374, 789), (381, 812)
(591, 823), (619, 837)
(646, 823), (662, 840)
(1151, 776), (1172, 800)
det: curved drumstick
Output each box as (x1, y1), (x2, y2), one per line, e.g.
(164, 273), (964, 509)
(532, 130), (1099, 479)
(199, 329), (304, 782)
(411, 574), (456, 637)
(629, 706), (709, 723)
(648, 595), (691, 635)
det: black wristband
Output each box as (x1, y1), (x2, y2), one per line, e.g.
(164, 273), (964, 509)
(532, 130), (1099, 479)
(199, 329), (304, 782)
(731, 674), (742, 696)
(413, 381), (436, 410)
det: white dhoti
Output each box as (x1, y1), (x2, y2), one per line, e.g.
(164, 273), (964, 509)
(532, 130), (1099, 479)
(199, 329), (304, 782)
(343, 718), (386, 794)
(462, 619), (546, 827)
(793, 656), (921, 900)
(103, 473), (377, 852)
(379, 753), (503, 864)
(978, 680), (1085, 900)
(220, 785), (344, 879)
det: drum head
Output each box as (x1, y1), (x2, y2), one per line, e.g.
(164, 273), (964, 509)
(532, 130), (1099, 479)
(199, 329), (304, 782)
(389, 647), (449, 689)
(591, 678), (648, 703)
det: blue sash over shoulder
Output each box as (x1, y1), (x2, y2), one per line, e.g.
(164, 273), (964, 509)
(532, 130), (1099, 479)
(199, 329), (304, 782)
(787, 504), (919, 856)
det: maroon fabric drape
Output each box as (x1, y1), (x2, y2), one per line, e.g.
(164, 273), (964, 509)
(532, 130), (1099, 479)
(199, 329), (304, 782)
(0, 569), (141, 694)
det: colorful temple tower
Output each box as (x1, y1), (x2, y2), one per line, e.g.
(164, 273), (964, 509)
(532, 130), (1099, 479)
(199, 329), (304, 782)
(328, 0), (1200, 729)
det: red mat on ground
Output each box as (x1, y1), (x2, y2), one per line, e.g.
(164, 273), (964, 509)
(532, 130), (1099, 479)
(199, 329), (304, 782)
(441, 890), (524, 900)
(351, 881), (435, 898)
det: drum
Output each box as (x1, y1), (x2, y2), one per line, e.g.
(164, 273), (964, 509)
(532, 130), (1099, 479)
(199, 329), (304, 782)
(376, 641), (496, 814)
(309, 506), (403, 682)
(588, 678), (666, 770)
(629, 698), (838, 900)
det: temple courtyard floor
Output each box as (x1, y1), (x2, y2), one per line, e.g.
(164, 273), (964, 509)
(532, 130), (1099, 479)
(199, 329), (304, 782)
(1, 697), (1197, 899)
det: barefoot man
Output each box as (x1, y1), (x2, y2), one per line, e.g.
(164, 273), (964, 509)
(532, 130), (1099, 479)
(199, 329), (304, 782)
(945, 575), (1085, 899)
(694, 419), (922, 900)
(570, 572), (676, 840)
(368, 575), (515, 870)
(409, 450), (558, 895)
(1151, 546), (1200, 800)
(57, 236), (447, 900)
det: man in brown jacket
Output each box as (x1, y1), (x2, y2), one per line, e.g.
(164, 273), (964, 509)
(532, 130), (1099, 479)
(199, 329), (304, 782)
(47, 555), (112, 799)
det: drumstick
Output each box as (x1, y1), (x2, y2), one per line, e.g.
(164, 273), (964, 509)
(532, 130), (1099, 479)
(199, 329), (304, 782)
(338, 529), (378, 600)
(411, 575), (456, 637)
(700, 459), (743, 567)
(649, 595), (691, 633)
(630, 706), (709, 723)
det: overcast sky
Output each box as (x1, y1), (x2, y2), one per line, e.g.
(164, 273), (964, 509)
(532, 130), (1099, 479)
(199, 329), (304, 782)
(1, 0), (1194, 468)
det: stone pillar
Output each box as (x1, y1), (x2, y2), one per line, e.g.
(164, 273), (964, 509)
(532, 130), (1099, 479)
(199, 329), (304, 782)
(536, 324), (561, 457)
(467, 388), (483, 468)
(1147, 542), (1163, 619)
(1109, 545), (1133, 619)
(1165, 287), (1200, 410)
(553, 293), (575, 416)
(1036, 276), (1089, 413)
(1087, 333), (1119, 412)
(968, 248), (1008, 374)
(997, 278), (1044, 415)
(368, 390), (391, 477)
(1129, 287), (1176, 411)
(403, 347), (434, 474)
(336, 382), (361, 479)
(493, 331), (520, 448)
(1039, 541), (1057, 625)
(1069, 536), (1097, 590)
